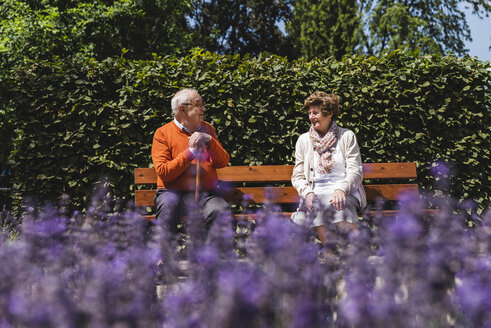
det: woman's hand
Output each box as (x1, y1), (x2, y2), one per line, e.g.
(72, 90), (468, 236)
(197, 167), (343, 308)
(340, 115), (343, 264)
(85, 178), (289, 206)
(330, 189), (346, 210)
(305, 192), (315, 212)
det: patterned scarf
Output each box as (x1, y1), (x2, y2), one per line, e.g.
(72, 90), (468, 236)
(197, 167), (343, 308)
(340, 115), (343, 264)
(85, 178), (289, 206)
(309, 121), (339, 175)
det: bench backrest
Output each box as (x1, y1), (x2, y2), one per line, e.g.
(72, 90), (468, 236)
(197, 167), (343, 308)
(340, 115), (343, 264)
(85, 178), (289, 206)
(134, 163), (418, 210)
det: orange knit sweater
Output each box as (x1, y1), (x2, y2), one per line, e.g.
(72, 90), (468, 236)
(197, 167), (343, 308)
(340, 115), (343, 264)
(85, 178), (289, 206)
(151, 121), (230, 191)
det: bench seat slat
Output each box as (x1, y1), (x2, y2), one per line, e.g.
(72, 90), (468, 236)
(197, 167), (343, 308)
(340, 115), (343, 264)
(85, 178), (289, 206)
(218, 165), (294, 182)
(135, 184), (419, 207)
(135, 163), (417, 185)
(134, 168), (159, 185)
(233, 209), (438, 220)
(222, 186), (298, 203)
(142, 209), (438, 221)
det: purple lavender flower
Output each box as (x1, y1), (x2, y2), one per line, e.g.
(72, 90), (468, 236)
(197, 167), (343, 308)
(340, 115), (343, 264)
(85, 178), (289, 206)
(0, 177), (489, 327)
(456, 271), (491, 327)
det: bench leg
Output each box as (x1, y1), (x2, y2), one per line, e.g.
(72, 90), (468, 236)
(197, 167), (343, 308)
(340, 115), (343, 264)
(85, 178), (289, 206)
(316, 225), (327, 244)
(316, 222), (358, 245)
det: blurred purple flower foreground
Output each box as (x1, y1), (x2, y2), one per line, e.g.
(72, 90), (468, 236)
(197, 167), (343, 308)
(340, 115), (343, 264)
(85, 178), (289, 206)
(0, 187), (490, 328)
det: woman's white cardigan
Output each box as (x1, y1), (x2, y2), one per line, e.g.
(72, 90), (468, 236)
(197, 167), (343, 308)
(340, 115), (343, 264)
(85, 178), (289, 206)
(291, 127), (367, 209)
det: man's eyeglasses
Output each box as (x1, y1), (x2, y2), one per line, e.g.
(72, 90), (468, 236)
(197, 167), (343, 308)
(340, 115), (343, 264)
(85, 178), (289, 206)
(182, 102), (205, 108)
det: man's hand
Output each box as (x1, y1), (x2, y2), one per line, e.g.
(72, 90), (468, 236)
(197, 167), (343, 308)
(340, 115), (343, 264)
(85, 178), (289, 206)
(305, 192), (315, 212)
(330, 189), (346, 210)
(189, 132), (211, 152)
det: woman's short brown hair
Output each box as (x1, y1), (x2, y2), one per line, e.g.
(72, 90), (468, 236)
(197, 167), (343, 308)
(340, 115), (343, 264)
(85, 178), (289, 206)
(304, 91), (340, 118)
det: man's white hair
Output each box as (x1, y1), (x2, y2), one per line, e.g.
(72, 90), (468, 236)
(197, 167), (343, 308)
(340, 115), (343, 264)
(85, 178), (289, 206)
(171, 88), (199, 115)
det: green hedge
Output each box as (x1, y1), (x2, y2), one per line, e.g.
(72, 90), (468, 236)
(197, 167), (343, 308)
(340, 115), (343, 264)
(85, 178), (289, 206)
(4, 50), (490, 212)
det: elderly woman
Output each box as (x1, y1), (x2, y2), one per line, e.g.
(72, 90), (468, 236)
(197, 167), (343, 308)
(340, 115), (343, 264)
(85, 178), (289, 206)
(291, 91), (366, 244)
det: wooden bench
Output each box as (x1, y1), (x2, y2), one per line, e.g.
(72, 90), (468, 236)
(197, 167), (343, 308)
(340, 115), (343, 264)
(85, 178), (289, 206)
(134, 162), (424, 220)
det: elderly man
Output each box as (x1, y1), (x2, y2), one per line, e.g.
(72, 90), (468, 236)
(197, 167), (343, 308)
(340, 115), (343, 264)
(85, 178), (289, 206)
(152, 88), (231, 232)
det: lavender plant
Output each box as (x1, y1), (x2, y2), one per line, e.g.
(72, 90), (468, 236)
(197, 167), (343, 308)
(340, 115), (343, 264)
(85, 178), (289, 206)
(0, 172), (489, 327)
